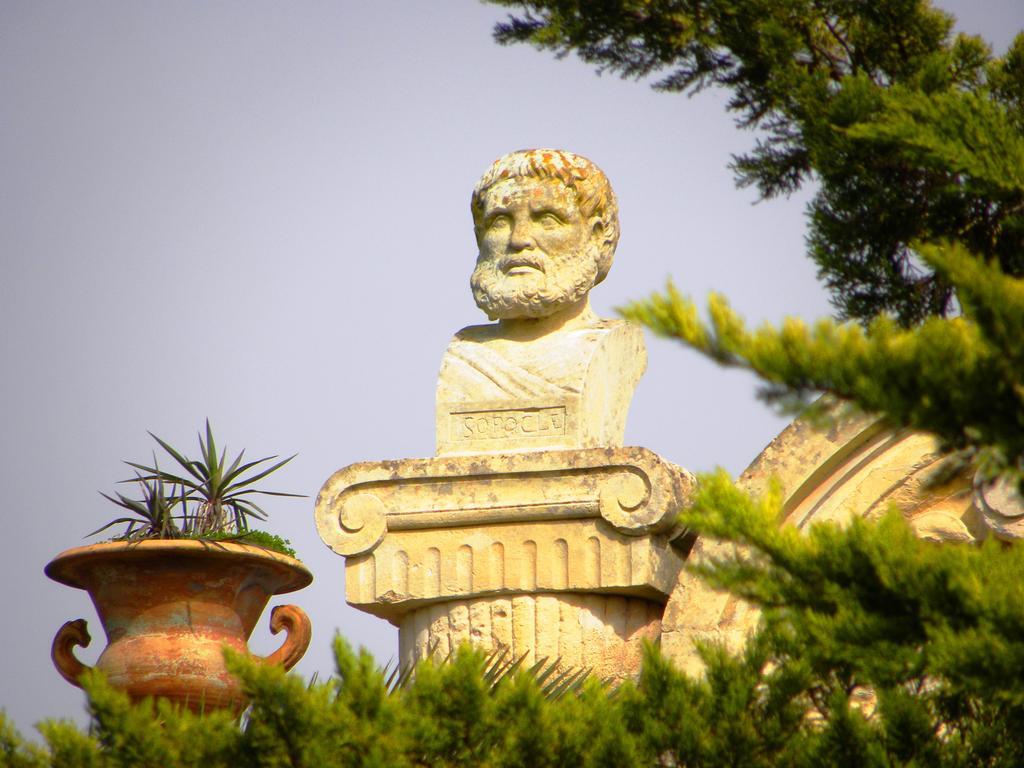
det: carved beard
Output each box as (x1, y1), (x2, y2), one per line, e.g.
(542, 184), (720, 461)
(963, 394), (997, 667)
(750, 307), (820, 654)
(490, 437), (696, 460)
(470, 247), (600, 320)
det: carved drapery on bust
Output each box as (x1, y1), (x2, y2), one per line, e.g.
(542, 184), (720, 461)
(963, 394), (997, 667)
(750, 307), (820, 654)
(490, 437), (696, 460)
(436, 320), (646, 454)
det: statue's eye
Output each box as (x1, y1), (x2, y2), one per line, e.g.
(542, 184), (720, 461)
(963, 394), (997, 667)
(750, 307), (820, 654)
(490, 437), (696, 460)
(538, 212), (562, 227)
(487, 214), (510, 229)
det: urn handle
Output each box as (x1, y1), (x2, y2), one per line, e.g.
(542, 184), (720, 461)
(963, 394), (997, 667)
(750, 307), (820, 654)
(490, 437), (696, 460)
(257, 605), (311, 671)
(52, 619), (92, 688)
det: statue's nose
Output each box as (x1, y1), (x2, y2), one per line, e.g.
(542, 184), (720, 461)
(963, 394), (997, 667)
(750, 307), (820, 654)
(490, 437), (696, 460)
(508, 217), (535, 251)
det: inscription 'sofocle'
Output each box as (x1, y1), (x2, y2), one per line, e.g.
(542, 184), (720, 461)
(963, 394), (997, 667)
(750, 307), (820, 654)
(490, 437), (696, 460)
(450, 406), (566, 442)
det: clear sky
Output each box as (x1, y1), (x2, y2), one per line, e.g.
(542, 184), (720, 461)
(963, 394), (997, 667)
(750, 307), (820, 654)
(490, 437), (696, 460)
(1, 0), (1020, 737)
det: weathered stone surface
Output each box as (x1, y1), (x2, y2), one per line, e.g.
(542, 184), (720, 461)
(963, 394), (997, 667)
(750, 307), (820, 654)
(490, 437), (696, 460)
(974, 476), (1024, 540)
(437, 320), (646, 454)
(315, 447), (691, 560)
(315, 446), (694, 675)
(398, 593), (662, 681)
(659, 405), (1003, 675)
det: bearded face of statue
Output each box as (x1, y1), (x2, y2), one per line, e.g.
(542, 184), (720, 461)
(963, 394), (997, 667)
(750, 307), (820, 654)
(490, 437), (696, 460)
(471, 176), (600, 320)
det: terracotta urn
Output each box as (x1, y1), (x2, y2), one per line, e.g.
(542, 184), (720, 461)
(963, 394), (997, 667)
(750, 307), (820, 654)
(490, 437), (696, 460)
(46, 540), (313, 712)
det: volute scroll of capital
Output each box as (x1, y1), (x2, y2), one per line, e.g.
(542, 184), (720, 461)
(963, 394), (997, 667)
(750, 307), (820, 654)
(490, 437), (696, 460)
(597, 459), (695, 535)
(974, 475), (1024, 541)
(315, 463), (389, 557)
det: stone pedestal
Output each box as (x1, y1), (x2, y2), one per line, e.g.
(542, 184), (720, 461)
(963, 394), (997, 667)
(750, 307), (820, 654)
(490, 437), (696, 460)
(315, 447), (693, 679)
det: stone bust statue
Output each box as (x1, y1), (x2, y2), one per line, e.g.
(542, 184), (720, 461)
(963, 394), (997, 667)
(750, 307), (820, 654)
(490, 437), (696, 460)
(436, 149), (647, 455)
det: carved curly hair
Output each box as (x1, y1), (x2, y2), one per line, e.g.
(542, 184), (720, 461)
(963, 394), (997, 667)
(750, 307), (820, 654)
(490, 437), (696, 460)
(470, 149), (620, 285)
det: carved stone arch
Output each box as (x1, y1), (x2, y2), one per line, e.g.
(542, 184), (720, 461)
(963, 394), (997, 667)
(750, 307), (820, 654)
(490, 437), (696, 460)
(659, 408), (1001, 674)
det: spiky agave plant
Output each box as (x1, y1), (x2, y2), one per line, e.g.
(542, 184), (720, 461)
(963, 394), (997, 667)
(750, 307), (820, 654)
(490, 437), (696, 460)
(95, 421), (303, 554)
(380, 643), (597, 700)
(92, 466), (186, 540)
(123, 420), (301, 536)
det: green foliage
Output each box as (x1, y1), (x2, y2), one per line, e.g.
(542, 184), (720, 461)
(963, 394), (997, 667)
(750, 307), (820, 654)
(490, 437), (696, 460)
(93, 472), (181, 541)
(126, 420), (302, 535)
(620, 240), (1024, 485)
(0, 712), (47, 768)
(615, 43), (1024, 481)
(92, 421), (302, 556)
(2, 641), (619, 767)
(14, 499), (1024, 768)
(681, 470), (1024, 766)
(8, 538), (1022, 768)
(195, 530), (297, 559)
(485, 0), (1024, 324)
